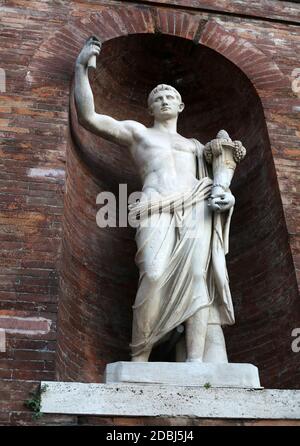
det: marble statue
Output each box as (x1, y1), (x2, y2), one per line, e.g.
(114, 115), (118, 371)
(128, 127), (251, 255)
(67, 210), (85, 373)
(74, 37), (246, 365)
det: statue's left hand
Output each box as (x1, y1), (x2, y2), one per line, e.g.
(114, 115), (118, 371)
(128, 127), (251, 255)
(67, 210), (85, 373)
(208, 190), (235, 213)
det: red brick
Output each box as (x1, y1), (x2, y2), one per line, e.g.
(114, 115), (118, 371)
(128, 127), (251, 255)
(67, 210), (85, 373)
(1, 0), (300, 426)
(138, 1), (300, 24)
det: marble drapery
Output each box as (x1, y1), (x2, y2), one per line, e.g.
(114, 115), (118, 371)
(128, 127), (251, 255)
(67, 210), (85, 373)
(129, 141), (235, 358)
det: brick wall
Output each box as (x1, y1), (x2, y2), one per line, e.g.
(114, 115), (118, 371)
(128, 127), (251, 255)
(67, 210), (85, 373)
(0, 0), (299, 425)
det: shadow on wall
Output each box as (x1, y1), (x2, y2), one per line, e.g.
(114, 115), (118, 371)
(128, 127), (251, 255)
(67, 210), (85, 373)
(56, 34), (299, 388)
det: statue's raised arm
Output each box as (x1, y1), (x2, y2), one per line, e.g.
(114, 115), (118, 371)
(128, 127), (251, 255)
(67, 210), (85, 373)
(74, 37), (144, 147)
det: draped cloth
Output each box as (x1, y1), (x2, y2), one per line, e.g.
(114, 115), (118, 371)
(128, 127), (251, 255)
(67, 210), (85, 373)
(129, 140), (235, 358)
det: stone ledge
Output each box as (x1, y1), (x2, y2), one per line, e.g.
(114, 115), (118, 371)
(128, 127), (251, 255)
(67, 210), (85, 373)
(40, 381), (300, 419)
(104, 362), (261, 388)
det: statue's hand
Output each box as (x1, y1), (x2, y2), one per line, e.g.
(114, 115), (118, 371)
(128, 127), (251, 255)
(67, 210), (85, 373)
(76, 36), (101, 67)
(208, 190), (235, 213)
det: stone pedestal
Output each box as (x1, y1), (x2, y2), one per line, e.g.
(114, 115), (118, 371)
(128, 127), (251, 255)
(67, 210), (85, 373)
(104, 362), (262, 389)
(40, 381), (300, 419)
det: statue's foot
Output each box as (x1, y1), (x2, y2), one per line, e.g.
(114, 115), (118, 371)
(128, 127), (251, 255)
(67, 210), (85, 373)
(186, 357), (203, 363)
(131, 357), (148, 362)
(131, 349), (151, 362)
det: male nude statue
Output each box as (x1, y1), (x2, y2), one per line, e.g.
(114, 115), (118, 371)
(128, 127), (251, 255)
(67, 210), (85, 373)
(74, 37), (246, 363)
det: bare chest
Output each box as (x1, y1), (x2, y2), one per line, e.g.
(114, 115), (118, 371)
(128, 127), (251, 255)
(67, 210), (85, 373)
(137, 131), (196, 157)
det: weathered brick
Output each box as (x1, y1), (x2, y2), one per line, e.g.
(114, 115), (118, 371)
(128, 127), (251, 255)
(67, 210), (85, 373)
(0, 0), (300, 426)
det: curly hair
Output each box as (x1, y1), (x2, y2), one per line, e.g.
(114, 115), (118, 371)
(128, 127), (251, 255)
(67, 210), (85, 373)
(147, 84), (182, 107)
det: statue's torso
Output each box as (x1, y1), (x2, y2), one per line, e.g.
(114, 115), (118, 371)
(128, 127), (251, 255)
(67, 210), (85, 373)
(130, 127), (200, 199)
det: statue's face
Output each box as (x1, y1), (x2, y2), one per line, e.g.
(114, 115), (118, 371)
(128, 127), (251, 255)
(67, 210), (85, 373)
(148, 89), (184, 121)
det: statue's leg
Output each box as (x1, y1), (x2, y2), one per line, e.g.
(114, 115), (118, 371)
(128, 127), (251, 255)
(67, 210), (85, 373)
(131, 211), (175, 362)
(131, 347), (152, 362)
(185, 201), (212, 362)
(131, 273), (158, 362)
(185, 307), (210, 362)
(203, 324), (228, 363)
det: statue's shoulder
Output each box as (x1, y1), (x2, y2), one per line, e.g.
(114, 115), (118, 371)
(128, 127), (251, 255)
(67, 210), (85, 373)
(189, 138), (204, 156)
(124, 120), (146, 132)
(189, 138), (204, 147)
(123, 120), (147, 141)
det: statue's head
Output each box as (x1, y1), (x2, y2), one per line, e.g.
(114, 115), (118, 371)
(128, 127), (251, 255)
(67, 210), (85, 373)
(147, 84), (184, 121)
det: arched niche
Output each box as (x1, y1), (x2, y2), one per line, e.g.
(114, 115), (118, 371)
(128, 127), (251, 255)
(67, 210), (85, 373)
(56, 33), (299, 387)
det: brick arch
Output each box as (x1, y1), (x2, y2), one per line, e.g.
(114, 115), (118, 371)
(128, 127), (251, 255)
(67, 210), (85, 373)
(24, 5), (299, 388)
(26, 6), (288, 96)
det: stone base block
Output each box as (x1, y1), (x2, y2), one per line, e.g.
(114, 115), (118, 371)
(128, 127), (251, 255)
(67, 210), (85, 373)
(104, 362), (262, 389)
(40, 381), (300, 419)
